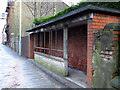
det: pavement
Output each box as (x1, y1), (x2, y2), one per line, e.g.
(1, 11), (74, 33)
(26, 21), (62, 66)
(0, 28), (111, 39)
(28, 59), (83, 88)
(0, 44), (87, 89)
(0, 44), (66, 89)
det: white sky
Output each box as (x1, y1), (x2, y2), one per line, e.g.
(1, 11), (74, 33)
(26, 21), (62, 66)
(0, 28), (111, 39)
(0, 0), (7, 43)
(62, 0), (82, 6)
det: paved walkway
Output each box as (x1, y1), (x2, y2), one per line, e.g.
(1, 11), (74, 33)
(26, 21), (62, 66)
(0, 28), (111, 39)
(0, 44), (65, 88)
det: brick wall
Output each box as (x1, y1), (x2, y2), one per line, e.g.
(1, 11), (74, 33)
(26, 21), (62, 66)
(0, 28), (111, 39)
(29, 34), (34, 59)
(87, 13), (120, 87)
(7, 2), (14, 46)
(68, 25), (87, 72)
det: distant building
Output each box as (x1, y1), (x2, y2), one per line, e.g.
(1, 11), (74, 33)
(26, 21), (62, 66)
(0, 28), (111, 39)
(2, 24), (7, 45)
(5, 0), (68, 57)
(5, 1), (14, 46)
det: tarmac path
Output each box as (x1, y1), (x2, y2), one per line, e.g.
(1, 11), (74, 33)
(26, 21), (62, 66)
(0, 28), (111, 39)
(0, 44), (65, 89)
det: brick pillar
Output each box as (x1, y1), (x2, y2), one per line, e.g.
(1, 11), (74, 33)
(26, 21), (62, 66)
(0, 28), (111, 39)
(112, 26), (120, 71)
(87, 19), (94, 87)
(87, 13), (120, 87)
(29, 33), (34, 59)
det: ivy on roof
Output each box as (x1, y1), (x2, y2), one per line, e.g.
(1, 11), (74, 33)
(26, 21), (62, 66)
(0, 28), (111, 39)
(33, 2), (120, 25)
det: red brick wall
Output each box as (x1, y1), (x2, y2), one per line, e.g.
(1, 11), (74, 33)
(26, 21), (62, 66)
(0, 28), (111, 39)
(68, 25), (87, 72)
(87, 13), (120, 87)
(29, 34), (34, 59)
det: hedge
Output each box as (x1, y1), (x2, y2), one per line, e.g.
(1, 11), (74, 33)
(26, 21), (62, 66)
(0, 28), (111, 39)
(33, 2), (120, 25)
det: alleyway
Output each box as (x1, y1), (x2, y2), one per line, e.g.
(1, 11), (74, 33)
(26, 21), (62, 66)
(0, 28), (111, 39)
(0, 44), (66, 88)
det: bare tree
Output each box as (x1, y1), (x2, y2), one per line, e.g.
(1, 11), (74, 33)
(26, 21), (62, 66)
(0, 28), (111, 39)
(23, 2), (36, 18)
(23, 1), (56, 19)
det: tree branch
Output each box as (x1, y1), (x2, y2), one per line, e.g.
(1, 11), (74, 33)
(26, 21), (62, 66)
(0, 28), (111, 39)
(23, 2), (34, 17)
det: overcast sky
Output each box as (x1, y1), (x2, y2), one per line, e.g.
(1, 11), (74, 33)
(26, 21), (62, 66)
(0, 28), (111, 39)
(0, 0), (7, 42)
(61, 0), (81, 6)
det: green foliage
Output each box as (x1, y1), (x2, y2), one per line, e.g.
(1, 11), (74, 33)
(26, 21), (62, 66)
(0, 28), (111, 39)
(33, 17), (46, 25)
(33, 2), (120, 25)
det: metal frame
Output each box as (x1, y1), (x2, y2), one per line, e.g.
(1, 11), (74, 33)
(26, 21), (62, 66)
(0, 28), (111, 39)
(34, 30), (63, 57)
(35, 47), (63, 52)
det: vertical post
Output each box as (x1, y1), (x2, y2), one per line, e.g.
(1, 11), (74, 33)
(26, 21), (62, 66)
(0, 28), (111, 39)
(34, 33), (36, 51)
(19, 0), (22, 56)
(29, 33), (34, 59)
(37, 32), (39, 47)
(41, 32), (43, 52)
(63, 25), (68, 76)
(44, 32), (46, 53)
(49, 31), (51, 55)
(40, 32), (41, 52)
(55, 30), (57, 55)
(51, 31), (52, 55)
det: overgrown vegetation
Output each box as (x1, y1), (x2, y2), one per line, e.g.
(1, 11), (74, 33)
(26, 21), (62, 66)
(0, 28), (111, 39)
(33, 2), (120, 25)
